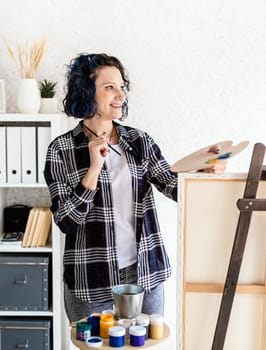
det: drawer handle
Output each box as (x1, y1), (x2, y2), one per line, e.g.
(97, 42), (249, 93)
(16, 339), (29, 349)
(14, 275), (27, 285)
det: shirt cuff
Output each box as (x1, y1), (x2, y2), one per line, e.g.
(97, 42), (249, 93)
(73, 181), (98, 203)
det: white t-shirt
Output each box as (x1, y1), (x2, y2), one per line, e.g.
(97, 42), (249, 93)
(105, 144), (137, 269)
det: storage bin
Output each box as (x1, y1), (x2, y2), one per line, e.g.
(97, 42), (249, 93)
(0, 318), (51, 350)
(0, 254), (50, 311)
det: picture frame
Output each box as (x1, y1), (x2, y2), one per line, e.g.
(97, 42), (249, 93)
(0, 79), (6, 113)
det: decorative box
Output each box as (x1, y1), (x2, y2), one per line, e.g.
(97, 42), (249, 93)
(0, 254), (50, 311)
(0, 318), (50, 350)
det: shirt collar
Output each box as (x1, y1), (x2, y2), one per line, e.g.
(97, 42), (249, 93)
(72, 119), (134, 149)
(73, 120), (88, 145)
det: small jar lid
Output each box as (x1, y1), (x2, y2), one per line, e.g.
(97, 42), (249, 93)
(76, 321), (91, 331)
(136, 315), (150, 326)
(118, 319), (132, 328)
(102, 309), (115, 315)
(109, 326), (126, 337)
(85, 336), (103, 348)
(150, 314), (164, 324)
(87, 315), (100, 323)
(129, 325), (146, 336)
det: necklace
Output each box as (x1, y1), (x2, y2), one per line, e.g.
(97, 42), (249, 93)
(83, 123), (121, 156)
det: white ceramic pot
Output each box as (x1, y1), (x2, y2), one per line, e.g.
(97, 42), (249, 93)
(0, 79), (6, 113)
(17, 78), (41, 113)
(39, 98), (58, 114)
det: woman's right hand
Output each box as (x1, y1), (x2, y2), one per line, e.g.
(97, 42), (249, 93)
(81, 133), (108, 190)
(88, 133), (109, 171)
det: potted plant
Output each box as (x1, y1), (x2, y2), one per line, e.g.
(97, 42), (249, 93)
(39, 79), (58, 114)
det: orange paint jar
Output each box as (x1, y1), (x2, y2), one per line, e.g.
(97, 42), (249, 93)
(100, 314), (114, 339)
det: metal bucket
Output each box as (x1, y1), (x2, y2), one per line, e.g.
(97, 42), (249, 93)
(112, 284), (145, 319)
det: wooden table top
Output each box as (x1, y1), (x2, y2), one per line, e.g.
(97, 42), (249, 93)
(71, 323), (170, 349)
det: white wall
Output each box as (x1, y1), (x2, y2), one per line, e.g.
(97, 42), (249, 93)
(1, 0), (266, 348)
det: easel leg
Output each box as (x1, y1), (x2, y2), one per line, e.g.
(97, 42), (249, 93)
(211, 143), (266, 350)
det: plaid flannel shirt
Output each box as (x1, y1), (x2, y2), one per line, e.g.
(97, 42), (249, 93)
(44, 120), (177, 302)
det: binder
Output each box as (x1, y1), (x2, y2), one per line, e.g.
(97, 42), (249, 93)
(22, 208), (36, 247)
(37, 126), (51, 183)
(21, 127), (37, 184)
(0, 126), (6, 183)
(30, 208), (43, 247)
(23, 207), (52, 247)
(24, 208), (40, 247)
(37, 208), (52, 247)
(6, 127), (21, 183)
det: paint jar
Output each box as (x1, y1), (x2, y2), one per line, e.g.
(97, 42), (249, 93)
(87, 315), (101, 336)
(100, 314), (114, 338)
(117, 318), (132, 338)
(109, 326), (126, 347)
(76, 321), (91, 341)
(129, 325), (146, 346)
(136, 314), (150, 339)
(85, 336), (103, 348)
(149, 314), (164, 339)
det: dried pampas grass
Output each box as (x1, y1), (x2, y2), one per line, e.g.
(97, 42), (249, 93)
(4, 37), (47, 78)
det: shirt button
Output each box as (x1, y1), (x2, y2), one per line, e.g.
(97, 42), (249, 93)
(129, 147), (133, 151)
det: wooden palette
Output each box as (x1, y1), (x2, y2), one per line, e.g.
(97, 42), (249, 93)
(170, 140), (249, 172)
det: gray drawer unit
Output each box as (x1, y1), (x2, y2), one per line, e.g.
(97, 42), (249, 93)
(0, 255), (50, 311)
(0, 318), (51, 350)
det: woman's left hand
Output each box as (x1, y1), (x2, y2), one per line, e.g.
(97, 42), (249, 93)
(203, 144), (228, 174)
(203, 159), (228, 175)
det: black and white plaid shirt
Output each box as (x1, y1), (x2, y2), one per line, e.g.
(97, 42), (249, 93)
(44, 120), (177, 302)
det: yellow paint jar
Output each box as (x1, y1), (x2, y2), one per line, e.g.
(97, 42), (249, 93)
(149, 314), (164, 339)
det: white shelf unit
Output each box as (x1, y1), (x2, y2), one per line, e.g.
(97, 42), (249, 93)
(0, 113), (68, 350)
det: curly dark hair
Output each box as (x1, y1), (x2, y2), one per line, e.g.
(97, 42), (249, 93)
(63, 53), (130, 119)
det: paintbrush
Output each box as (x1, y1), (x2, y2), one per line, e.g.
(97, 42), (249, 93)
(83, 124), (121, 156)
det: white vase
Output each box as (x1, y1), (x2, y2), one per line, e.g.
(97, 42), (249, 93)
(17, 78), (41, 113)
(39, 98), (58, 114)
(0, 79), (6, 113)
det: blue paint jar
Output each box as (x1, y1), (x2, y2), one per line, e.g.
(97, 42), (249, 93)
(129, 325), (146, 346)
(109, 326), (126, 347)
(87, 315), (100, 336)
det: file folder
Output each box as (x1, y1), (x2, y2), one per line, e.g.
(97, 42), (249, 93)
(6, 127), (21, 183)
(0, 126), (6, 183)
(21, 127), (37, 184)
(37, 126), (51, 183)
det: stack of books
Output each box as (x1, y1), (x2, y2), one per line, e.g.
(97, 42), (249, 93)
(22, 207), (52, 247)
(0, 231), (23, 245)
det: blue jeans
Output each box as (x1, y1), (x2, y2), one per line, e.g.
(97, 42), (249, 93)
(64, 263), (164, 322)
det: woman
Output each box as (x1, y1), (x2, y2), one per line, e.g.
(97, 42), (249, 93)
(44, 53), (226, 322)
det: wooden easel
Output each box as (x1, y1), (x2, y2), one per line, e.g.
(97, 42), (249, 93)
(211, 143), (266, 350)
